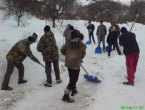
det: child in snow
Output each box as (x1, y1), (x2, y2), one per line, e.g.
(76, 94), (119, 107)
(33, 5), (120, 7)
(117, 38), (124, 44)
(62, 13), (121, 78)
(107, 26), (121, 58)
(60, 33), (86, 103)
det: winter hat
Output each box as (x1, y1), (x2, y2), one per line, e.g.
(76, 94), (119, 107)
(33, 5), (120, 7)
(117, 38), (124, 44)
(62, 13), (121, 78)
(69, 26), (74, 30)
(67, 24), (71, 26)
(88, 21), (91, 23)
(121, 27), (127, 33)
(44, 25), (50, 32)
(28, 36), (35, 42)
(100, 21), (103, 23)
(32, 32), (38, 43)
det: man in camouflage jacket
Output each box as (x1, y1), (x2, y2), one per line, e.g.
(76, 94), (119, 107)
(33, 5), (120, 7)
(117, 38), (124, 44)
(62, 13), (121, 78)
(37, 25), (61, 87)
(1, 33), (40, 91)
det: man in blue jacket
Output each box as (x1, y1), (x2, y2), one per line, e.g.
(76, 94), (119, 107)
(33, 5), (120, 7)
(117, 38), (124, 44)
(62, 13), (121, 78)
(119, 27), (140, 86)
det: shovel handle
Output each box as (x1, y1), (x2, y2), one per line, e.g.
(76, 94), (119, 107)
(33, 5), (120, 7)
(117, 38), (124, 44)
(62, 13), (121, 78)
(40, 63), (45, 68)
(81, 64), (90, 78)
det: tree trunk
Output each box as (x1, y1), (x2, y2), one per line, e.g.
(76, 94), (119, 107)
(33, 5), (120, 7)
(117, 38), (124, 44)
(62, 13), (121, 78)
(52, 18), (55, 28)
(18, 17), (20, 27)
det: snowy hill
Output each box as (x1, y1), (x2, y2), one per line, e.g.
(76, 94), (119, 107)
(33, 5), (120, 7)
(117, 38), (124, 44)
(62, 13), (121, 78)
(0, 13), (145, 110)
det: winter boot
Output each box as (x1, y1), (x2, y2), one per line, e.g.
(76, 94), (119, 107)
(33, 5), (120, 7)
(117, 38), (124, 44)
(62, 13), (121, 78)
(62, 93), (75, 103)
(44, 83), (52, 87)
(18, 80), (27, 84)
(123, 82), (134, 86)
(56, 80), (61, 83)
(1, 86), (13, 91)
(71, 88), (78, 96)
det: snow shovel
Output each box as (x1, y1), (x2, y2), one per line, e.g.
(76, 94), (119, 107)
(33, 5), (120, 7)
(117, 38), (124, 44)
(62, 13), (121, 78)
(81, 65), (101, 82)
(95, 28), (102, 54)
(39, 63), (45, 68)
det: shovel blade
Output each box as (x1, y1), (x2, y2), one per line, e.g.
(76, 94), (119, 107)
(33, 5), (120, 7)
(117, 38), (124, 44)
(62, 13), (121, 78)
(84, 74), (101, 82)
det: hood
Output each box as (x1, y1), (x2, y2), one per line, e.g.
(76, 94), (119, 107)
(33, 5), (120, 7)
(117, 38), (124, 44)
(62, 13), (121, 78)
(69, 38), (80, 43)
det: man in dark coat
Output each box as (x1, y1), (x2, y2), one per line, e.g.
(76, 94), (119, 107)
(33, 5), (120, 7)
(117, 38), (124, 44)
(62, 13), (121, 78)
(119, 27), (140, 86)
(107, 26), (121, 58)
(60, 34), (86, 103)
(87, 21), (95, 44)
(97, 21), (107, 52)
(69, 26), (81, 39)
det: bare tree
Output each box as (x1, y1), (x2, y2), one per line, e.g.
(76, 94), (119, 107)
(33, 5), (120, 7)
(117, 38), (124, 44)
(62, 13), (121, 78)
(2, 0), (33, 26)
(38, 0), (75, 28)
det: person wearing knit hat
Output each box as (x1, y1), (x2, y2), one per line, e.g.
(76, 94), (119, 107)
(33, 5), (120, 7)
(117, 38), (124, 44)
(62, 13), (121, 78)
(60, 31), (86, 103)
(119, 27), (140, 86)
(37, 25), (61, 87)
(69, 26), (82, 40)
(87, 21), (95, 44)
(1, 34), (40, 91)
(44, 25), (50, 32)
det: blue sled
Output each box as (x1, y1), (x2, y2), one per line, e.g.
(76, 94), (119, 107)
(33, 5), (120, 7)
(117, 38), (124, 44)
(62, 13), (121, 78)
(95, 47), (102, 54)
(86, 41), (90, 45)
(84, 74), (101, 82)
(106, 46), (112, 52)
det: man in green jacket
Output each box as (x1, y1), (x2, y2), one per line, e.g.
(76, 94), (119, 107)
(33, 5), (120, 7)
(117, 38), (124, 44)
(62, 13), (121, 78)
(1, 33), (40, 91)
(61, 34), (86, 103)
(37, 25), (61, 87)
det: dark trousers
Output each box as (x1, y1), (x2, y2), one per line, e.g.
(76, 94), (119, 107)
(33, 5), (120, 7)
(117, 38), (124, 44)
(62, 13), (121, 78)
(1, 61), (24, 89)
(126, 52), (139, 84)
(89, 31), (95, 43)
(67, 68), (80, 91)
(98, 36), (106, 51)
(108, 42), (121, 56)
(45, 60), (60, 84)
(113, 38), (118, 50)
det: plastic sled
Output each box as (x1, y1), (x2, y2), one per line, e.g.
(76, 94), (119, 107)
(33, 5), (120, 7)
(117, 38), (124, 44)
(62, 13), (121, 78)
(95, 47), (102, 54)
(84, 74), (101, 82)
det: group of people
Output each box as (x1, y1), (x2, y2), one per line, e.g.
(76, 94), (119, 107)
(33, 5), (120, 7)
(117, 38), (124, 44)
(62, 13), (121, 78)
(1, 21), (140, 103)
(1, 25), (86, 103)
(87, 21), (121, 57)
(87, 20), (140, 86)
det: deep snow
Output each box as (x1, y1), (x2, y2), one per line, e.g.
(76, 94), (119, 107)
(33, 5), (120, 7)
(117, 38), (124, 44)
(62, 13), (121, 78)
(0, 10), (145, 110)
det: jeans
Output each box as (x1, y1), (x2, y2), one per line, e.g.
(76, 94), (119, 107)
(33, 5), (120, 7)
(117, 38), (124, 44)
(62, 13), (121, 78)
(108, 42), (121, 56)
(89, 31), (95, 43)
(98, 36), (105, 51)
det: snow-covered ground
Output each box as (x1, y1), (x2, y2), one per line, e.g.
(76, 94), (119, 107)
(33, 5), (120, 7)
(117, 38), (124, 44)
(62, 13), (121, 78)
(0, 10), (145, 110)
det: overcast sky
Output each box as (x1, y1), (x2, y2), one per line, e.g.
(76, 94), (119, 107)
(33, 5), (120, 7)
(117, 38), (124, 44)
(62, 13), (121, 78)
(114, 0), (132, 4)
